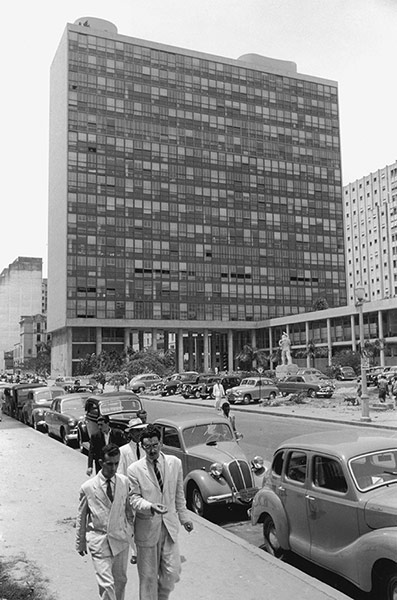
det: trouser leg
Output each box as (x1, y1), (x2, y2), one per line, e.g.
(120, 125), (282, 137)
(91, 554), (117, 600)
(112, 547), (129, 600)
(158, 527), (181, 600)
(136, 544), (159, 600)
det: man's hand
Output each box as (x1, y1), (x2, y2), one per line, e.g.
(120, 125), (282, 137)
(151, 503), (168, 514)
(86, 467), (93, 476)
(78, 550), (87, 556)
(183, 521), (194, 533)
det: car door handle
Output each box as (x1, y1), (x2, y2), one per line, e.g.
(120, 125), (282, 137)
(277, 485), (286, 496)
(306, 495), (317, 512)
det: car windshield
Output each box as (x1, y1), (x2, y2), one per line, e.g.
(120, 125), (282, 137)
(182, 423), (234, 448)
(349, 449), (397, 491)
(100, 397), (141, 414)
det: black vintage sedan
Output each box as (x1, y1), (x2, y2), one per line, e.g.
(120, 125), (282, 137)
(76, 391), (144, 452)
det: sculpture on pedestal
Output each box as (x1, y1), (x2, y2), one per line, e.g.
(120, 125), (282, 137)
(279, 332), (292, 366)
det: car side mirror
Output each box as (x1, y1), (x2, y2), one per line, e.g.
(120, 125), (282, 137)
(235, 431), (243, 440)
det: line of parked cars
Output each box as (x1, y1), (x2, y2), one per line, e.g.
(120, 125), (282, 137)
(128, 368), (338, 403)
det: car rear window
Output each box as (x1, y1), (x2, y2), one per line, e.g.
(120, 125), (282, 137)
(350, 449), (397, 491)
(100, 397), (141, 414)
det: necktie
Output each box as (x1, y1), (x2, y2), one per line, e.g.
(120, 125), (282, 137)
(153, 460), (163, 492)
(106, 478), (113, 502)
(136, 443), (140, 460)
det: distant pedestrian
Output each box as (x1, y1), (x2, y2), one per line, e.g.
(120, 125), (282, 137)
(392, 377), (397, 402)
(87, 415), (125, 476)
(213, 379), (226, 411)
(378, 375), (389, 403)
(76, 443), (135, 600)
(221, 401), (237, 434)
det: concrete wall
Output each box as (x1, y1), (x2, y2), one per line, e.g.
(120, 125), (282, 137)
(47, 29), (69, 333)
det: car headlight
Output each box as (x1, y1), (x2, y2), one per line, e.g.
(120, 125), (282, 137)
(209, 462), (223, 478)
(67, 419), (77, 426)
(251, 456), (265, 471)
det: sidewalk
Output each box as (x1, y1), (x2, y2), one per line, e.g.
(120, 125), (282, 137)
(0, 416), (349, 600)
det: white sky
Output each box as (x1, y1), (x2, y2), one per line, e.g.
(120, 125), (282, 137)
(2, 0), (396, 276)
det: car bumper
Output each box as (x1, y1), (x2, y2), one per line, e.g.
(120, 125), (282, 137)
(207, 487), (259, 505)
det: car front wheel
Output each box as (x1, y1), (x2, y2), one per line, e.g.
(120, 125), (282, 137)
(269, 392), (276, 400)
(189, 484), (208, 518)
(61, 428), (70, 446)
(262, 515), (284, 559)
(243, 394), (251, 405)
(307, 388), (316, 398)
(375, 565), (397, 600)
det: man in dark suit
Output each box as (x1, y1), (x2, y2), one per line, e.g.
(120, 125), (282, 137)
(87, 415), (125, 476)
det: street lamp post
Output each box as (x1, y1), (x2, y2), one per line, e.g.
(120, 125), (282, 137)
(355, 287), (371, 422)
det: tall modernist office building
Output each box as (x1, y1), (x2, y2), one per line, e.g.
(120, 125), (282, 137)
(343, 160), (397, 305)
(48, 17), (346, 376)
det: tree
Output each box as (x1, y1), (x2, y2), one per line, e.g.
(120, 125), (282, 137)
(235, 345), (269, 371)
(330, 350), (361, 376)
(312, 297), (329, 311)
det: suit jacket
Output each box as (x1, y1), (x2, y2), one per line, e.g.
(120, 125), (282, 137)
(127, 453), (190, 547)
(75, 472), (134, 557)
(88, 428), (125, 468)
(118, 441), (140, 476)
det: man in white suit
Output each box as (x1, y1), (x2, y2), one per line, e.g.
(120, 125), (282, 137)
(118, 417), (146, 476)
(76, 443), (135, 600)
(127, 423), (193, 600)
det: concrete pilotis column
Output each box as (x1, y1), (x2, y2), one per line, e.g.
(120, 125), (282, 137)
(124, 328), (131, 351)
(326, 318), (332, 366)
(188, 334), (195, 370)
(178, 330), (184, 372)
(152, 329), (158, 351)
(203, 329), (209, 373)
(96, 327), (102, 355)
(305, 322), (310, 368)
(378, 310), (385, 367)
(227, 330), (233, 372)
(269, 328), (273, 369)
(138, 331), (144, 351)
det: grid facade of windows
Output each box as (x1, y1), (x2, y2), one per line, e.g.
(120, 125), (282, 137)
(58, 22), (346, 327)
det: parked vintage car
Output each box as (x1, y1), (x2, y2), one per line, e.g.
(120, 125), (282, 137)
(335, 366), (357, 380)
(154, 413), (267, 518)
(129, 373), (163, 393)
(366, 366), (385, 387)
(276, 374), (334, 398)
(181, 374), (242, 400)
(226, 377), (279, 405)
(250, 431), (397, 599)
(158, 372), (199, 396)
(2, 382), (46, 421)
(76, 391), (144, 452)
(22, 386), (66, 427)
(44, 393), (89, 445)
